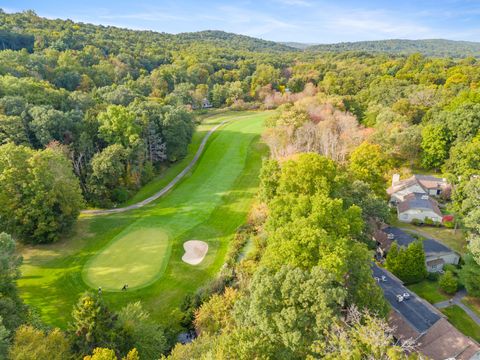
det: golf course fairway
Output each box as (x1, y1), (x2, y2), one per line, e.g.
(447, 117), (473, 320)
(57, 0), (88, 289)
(17, 111), (269, 327)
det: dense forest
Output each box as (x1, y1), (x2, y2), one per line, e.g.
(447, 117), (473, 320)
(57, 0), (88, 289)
(1, 8), (480, 360)
(307, 38), (480, 57)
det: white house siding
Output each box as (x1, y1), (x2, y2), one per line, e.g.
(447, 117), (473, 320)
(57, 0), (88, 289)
(426, 253), (460, 272)
(391, 184), (426, 202)
(398, 209), (442, 223)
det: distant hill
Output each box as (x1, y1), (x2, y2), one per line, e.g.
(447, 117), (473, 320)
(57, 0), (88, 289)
(279, 42), (317, 50)
(178, 30), (297, 52)
(306, 39), (480, 57)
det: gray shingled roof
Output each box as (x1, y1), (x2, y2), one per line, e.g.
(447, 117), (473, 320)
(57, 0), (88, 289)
(397, 193), (442, 216)
(383, 226), (454, 255)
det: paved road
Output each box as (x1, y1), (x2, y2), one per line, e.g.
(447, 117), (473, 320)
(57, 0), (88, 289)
(81, 119), (230, 216)
(434, 289), (480, 326)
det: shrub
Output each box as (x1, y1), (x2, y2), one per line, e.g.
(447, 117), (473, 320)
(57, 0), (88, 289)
(439, 270), (458, 294)
(444, 221), (455, 229)
(411, 218), (423, 226)
(424, 217), (434, 226)
(427, 272), (440, 281)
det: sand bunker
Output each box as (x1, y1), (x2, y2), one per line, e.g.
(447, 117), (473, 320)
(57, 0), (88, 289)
(182, 240), (208, 265)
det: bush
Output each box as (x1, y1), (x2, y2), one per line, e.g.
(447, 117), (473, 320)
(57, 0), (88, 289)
(439, 270), (458, 294)
(427, 272), (440, 281)
(411, 218), (423, 226)
(443, 264), (459, 274)
(424, 217), (434, 226)
(444, 221), (455, 229)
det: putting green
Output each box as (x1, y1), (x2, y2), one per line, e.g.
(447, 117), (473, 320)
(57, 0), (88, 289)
(84, 228), (169, 290)
(18, 111), (269, 327)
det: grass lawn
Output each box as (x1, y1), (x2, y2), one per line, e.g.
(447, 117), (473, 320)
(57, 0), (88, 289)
(392, 218), (467, 254)
(407, 280), (449, 304)
(441, 305), (480, 343)
(462, 297), (480, 318)
(18, 111), (270, 329)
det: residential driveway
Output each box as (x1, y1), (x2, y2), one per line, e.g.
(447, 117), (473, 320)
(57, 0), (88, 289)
(434, 289), (480, 326)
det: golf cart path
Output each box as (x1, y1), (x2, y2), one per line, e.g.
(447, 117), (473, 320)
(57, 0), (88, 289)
(434, 289), (480, 326)
(82, 118), (230, 216)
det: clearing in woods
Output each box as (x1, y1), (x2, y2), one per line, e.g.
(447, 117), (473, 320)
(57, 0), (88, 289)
(17, 111), (269, 327)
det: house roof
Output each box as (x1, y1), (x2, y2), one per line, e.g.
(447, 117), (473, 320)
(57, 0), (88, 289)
(426, 258), (445, 267)
(414, 174), (448, 190)
(417, 318), (480, 360)
(382, 226), (454, 256)
(387, 174), (450, 195)
(372, 264), (480, 360)
(372, 264), (441, 333)
(387, 177), (420, 195)
(397, 192), (443, 217)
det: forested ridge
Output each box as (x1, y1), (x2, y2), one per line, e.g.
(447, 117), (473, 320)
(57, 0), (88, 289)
(1, 7), (480, 360)
(307, 38), (480, 57)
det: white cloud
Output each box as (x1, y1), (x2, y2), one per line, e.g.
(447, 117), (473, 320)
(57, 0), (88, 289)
(274, 0), (313, 7)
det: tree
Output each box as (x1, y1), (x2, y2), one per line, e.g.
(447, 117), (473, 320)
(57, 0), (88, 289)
(9, 326), (71, 360)
(234, 266), (346, 359)
(348, 142), (389, 196)
(313, 306), (418, 359)
(69, 292), (130, 358)
(83, 348), (117, 360)
(118, 302), (168, 360)
(0, 232), (25, 332)
(276, 153), (338, 197)
(444, 134), (480, 182)
(84, 347), (140, 360)
(0, 114), (28, 145)
(421, 123), (451, 170)
(194, 287), (239, 336)
(460, 254), (480, 297)
(258, 158), (280, 202)
(0, 316), (9, 360)
(98, 105), (142, 148)
(87, 144), (129, 206)
(0, 143), (84, 244)
(28, 106), (81, 146)
(161, 107), (194, 161)
(439, 270), (458, 294)
(385, 241), (427, 284)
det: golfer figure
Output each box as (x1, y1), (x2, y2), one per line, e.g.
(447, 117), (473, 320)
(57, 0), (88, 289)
(98, 287), (102, 294)
(121, 284), (128, 291)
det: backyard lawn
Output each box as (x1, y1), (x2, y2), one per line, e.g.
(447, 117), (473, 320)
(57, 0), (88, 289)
(407, 280), (449, 304)
(17, 111), (270, 329)
(393, 218), (467, 254)
(441, 305), (480, 343)
(463, 297), (480, 318)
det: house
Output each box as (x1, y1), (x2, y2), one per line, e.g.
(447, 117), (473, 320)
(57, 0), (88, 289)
(397, 193), (443, 224)
(372, 264), (480, 360)
(387, 174), (450, 224)
(388, 174), (451, 203)
(375, 226), (460, 272)
(201, 98), (212, 108)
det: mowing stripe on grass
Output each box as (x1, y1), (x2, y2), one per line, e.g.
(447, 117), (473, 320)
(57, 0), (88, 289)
(82, 114), (266, 291)
(18, 111), (270, 327)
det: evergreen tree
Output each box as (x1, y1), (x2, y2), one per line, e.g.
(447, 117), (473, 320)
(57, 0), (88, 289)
(460, 254), (480, 297)
(69, 292), (131, 358)
(439, 270), (458, 294)
(0, 232), (26, 332)
(386, 241), (427, 284)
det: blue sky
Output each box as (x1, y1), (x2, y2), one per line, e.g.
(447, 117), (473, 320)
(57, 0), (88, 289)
(2, 0), (480, 43)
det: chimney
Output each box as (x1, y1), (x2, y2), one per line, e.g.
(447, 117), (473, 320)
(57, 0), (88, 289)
(392, 174), (400, 186)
